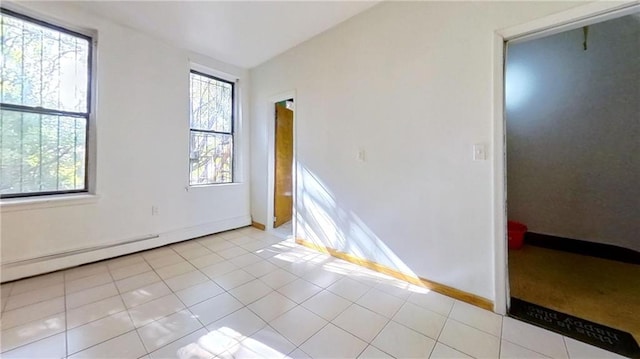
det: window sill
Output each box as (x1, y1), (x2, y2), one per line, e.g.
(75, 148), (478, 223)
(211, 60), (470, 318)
(187, 182), (244, 190)
(0, 193), (100, 213)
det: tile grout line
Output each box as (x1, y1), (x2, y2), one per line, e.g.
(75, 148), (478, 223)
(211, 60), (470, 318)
(562, 336), (571, 359)
(144, 239), (227, 354)
(446, 298), (456, 317)
(136, 248), (205, 354)
(212, 240), (307, 344)
(108, 260), (155, 282)
(0, 276), (65, 353)
(294, 314), (334, 355)
(436, 317), (449, 344)
(1, 292), (66, 353)
(501, 337), (555, 359)
(3, 283), (65, 312)
(188, 235), (294, 350)
(292, 277), (387, 356)
(390, 310), (446, 343)
(4, 275), (61, 296)
(106, 261), (149, 358)
(0, 230), (249, 356)
(426, 342), (437, 359)
(438, 318), (502, 359)
(242, 289), (316, 354)
(0, 295), (66, 330)
(361, 318), (393, 357)
(71, 329), (141, 358)
(236, 242), (346, 355)
(64, 271), (115, 295)
(67, 281), (131, 310)
(123, 267), (181, 352)
(498, 315), (504, 358)
(0, 285), (9, 313)
(0, 319), (65, 355)
(446, 313), (505, 338)
(262, 322), (300, 356)
(5, 281), (15, 300)
(132, 236), (265, 356)
(362, 287), (413, 359)
(63, 269), (69, 358)
(65, 264), (147, 357)
(147, 327), (203, 358)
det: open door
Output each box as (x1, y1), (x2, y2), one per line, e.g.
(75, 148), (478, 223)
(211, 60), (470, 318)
(273, 102), (293, 228)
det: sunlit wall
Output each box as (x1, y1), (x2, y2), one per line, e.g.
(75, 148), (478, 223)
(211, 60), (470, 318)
(250, 1), (584, 300)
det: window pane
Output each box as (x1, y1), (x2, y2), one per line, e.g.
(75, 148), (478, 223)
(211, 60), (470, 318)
(0, 109), (86, 195)
(1, 12), (90, 113)
(190, 73), (232, 133)
(189, 132), (232, 185)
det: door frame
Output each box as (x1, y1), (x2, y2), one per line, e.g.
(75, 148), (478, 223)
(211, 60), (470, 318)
(492, 0), (640, 315)
(266, 91), (297, 236)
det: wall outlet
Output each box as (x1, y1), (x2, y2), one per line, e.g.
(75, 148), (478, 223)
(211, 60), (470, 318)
(473, 144), (487, 161)
(151, 205), (159, 215)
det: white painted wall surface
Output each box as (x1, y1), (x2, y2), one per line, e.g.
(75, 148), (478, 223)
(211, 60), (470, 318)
(0, 1), (251, 281)
(250, 1), (583, 300)
(506, 14), (640, 251)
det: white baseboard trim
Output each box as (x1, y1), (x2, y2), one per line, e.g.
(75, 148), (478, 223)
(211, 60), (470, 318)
(1, 215), (251, 282)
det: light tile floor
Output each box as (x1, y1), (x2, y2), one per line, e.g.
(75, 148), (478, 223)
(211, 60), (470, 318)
(272, 221), (293, 240)
(0, 227), (627, 359)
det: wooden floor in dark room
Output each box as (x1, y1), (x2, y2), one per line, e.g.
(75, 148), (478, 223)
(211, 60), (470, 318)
(509, 245), (640, 343)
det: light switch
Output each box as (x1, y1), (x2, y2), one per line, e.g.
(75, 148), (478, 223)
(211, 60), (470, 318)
(356, 148), (366, 162)
(473, 144), (487, 161)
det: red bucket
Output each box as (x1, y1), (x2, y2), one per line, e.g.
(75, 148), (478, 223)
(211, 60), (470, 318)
(508, 221), (527, 249)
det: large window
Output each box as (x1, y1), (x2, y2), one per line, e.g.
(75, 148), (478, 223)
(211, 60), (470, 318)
(189, 70), (234, 185)
(0, 8), (92, 198)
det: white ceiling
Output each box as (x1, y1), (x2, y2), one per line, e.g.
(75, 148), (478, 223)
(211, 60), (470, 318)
(72, 1), (380, 69)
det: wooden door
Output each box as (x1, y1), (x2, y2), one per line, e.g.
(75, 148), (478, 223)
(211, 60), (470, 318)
(274, 103), (293, 228)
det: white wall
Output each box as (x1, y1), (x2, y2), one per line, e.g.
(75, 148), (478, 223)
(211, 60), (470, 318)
(0, 1), (251, 281)
(250, 1), (583, 300)
(506, 14), (640, 251)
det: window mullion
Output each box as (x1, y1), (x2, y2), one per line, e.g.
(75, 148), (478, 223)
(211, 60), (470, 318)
(56, 114), (60, 190)
(39, 27), (44, 190)
(19, 112), (24, 193)
(189, 128), (231, 135)
(0, 103), (88, 118)
(19, 19), (24, 193)
(1, 14), (4, 103)
(39, 114), (43, 191)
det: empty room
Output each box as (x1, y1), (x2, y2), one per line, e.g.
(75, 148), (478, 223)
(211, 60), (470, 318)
(0, 1), (638, 359)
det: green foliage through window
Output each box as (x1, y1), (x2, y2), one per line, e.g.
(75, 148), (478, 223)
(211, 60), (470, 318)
(0, 9), (91, 197)
(189, 71), (234, 185)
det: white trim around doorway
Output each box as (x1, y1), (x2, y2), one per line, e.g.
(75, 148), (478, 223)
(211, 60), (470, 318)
(266, 90), (297, 239)
(492, 0), (640, 315)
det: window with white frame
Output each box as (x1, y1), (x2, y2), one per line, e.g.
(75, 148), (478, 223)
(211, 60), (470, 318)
(0, 8), (92, 198)
(189, 70), (234, 185)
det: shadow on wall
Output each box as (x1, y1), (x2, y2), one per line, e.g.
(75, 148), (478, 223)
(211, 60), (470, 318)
(296, 164), (418, 277)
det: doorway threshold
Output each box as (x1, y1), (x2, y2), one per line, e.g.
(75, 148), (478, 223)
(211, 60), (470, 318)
(272, 220), (293, 240)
